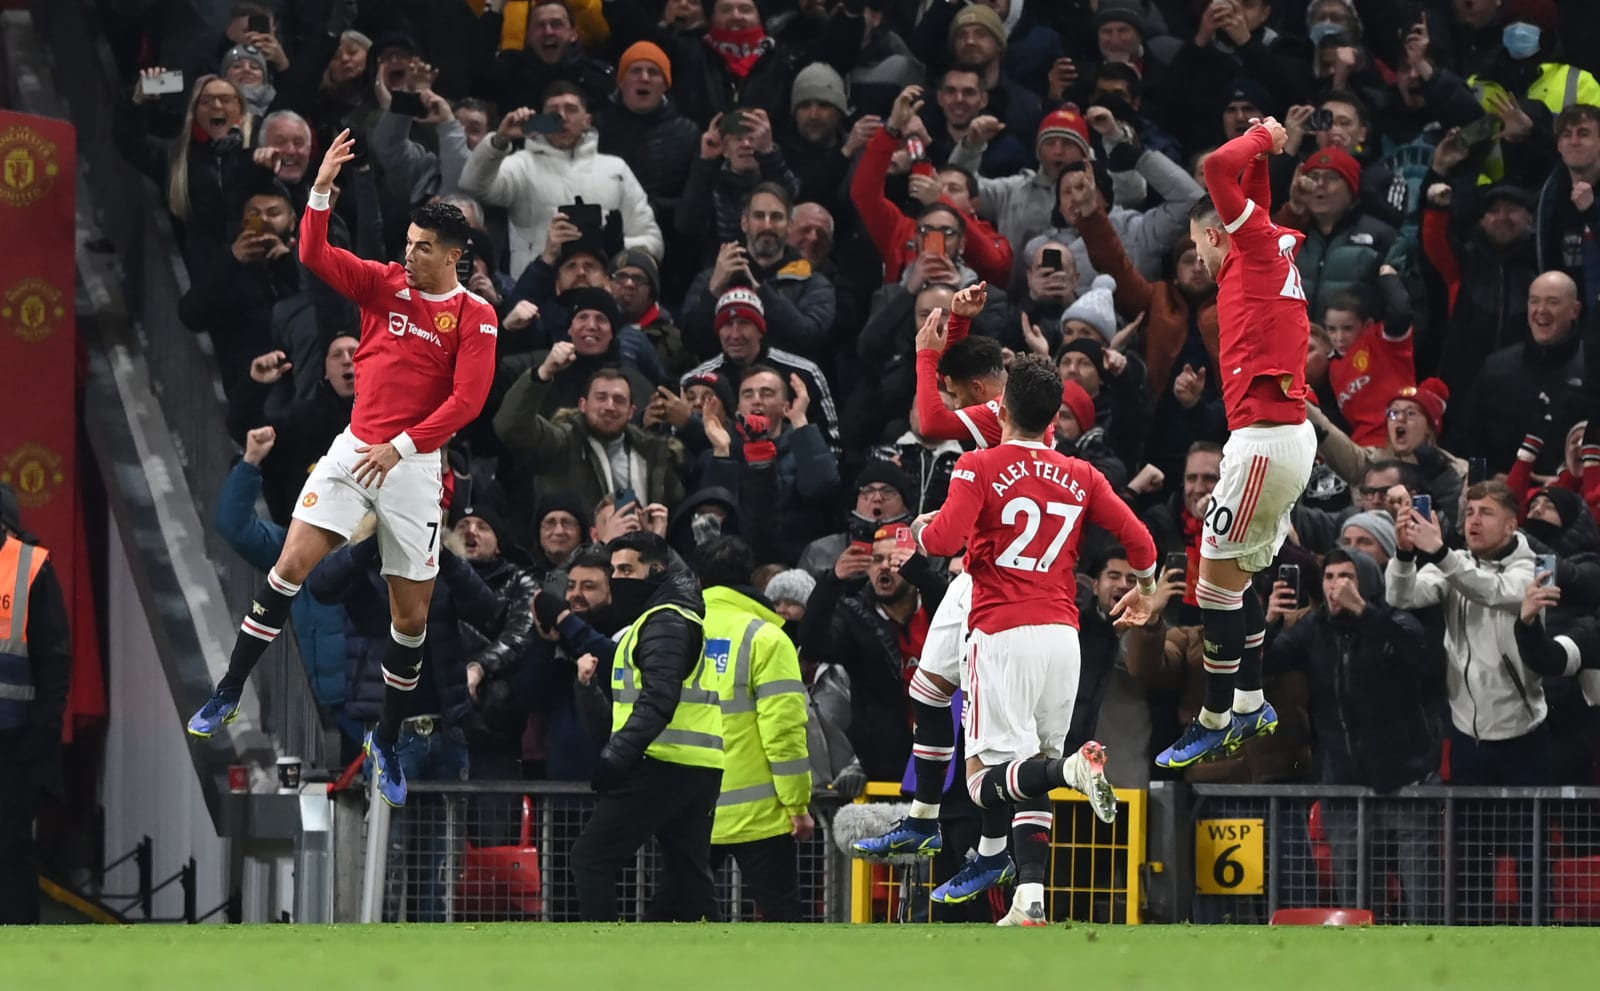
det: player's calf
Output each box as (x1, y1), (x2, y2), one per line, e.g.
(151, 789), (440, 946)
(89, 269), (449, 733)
(908, 668), (955, 819)
(1195, 577), (1246, 727)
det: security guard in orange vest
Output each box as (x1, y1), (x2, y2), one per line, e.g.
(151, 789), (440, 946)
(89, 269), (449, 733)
(570, 531), (724, 922)
(0, 482), (72, 925)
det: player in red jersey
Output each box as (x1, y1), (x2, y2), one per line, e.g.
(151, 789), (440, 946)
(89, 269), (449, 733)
(1155, 117), (1318, 769)
(914, 355), (1159, 926)
(187, 131), (499, 807)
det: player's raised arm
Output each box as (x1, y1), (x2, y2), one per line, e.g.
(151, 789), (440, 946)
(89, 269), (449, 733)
(915, 452), (982, 558)
(913, 307), (977, 443)
(299, 128), (388, 305)
(1201, 120), (1281, 231)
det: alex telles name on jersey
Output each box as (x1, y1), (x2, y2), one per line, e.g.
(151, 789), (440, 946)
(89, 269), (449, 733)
(980, 457), (1091, 501)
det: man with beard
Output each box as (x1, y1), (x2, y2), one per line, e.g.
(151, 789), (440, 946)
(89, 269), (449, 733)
(225, 336), (357, 525)
(496, 285), (654, 418)
(608, 249), (694, 379)
(523, 545), (619, 782)
(1422, 178), (1538, 398)
(495, 365), (687, 515)
(796, 461), (918, 574)
(779, 63), (855, 210)
(571, 532), (722, 922)
(682, 184), (832, 361)
(452, 506), (540, 781)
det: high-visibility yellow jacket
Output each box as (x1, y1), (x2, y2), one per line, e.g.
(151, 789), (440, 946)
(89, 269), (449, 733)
(611, 602), (724, 770)
(465, 0), (611, 52)
(703, 586), (812, 845)
(1469, 63), (1600, 183)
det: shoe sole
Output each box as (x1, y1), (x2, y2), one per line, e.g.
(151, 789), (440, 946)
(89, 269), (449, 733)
(1076, 742), (1118, 824)
(185, 705), (241, 739)
(996, 905), (1049, 927)
(1222, 717), (1279, 756)
(851, 839), (942, 859)
(363, 738), (408, 808)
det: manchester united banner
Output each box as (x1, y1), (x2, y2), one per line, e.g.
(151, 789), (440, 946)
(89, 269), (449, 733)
(0, 110), (105, 740)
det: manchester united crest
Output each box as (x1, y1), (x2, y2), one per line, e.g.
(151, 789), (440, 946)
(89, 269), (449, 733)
(1, 442), (65, 509)
(302, 492), (319, 508)
(1352, 349), (1369, 373)
(1, 277), (65, 343)
(0, 126), (60, 208)
(434, 311), (457, 333)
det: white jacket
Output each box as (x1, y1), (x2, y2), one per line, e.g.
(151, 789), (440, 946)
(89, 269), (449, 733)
(1385, 534), (1544, 742)
(458, 129), (663, 276)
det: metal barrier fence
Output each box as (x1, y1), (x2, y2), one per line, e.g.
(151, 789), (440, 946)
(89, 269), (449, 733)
(847, 782), (1147, 925)
(1181, 785), (1600, 926)
(353, 781), (852, 923)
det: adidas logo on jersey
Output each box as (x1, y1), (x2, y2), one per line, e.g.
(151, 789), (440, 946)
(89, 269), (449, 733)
(395, 288), (412, 300)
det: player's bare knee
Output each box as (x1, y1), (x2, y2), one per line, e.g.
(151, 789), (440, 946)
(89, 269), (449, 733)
(1198, 555), (1251, 592)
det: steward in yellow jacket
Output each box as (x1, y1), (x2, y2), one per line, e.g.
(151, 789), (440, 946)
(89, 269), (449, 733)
(698, 536), (813, 922)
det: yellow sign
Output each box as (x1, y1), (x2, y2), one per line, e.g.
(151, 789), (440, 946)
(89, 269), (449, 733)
(1, 442), (66, 509)
(1195, 817), (1265, 895)
(2, 277), (66, 343)
(0, 125), (60, 207)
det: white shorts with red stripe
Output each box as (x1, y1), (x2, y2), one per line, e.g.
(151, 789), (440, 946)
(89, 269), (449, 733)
(918, 569), (971, 685)
(961, 624), (1080, 765)
(1200, 420), (1316, 573)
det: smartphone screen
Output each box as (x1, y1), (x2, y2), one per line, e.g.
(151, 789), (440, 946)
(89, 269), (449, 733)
(894, 524), (917, 555)
(1043, 248), (1065, 272)
(247, 13), (271, 34)
(1164, 551), (1188, 579)
(1468, 458), (1488, 485)
(388, 90), (427, 118)
(1277, 564), (1301, 597)
(922, 229), (946, 257)
(1536, 554), (1558, 588)
(1412, 494), (1432, 520)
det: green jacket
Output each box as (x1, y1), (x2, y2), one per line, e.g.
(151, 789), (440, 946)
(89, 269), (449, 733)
(703, 585), (811, 845)
(492, 368), (686, 513)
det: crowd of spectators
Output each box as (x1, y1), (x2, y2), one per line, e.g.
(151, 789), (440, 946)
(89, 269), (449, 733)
(108, 0), (1600, 881)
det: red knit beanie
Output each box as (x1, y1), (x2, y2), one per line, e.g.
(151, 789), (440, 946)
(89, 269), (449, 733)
(1060, 379), (1096, 438)
(1390, 377), (1448, 437)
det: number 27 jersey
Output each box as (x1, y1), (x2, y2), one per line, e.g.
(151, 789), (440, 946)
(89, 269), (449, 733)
(918, 440), (1156, 635)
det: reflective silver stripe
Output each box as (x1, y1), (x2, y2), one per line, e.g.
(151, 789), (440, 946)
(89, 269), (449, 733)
(754, 679), (805, 701)
(678, 688), (720, 705)
(616, 686), (718, 705)
(720, 619), (765, 715)
(717, 781), (777, 806)
(1565, 66), (1580, 108)
(0, 683), (35, 700)
(656, 728), (722, 750)
(768, 757), (810, 776)
(0, 544), (34, 655)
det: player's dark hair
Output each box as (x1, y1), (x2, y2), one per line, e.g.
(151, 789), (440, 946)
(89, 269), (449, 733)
(541, 79), (588, 110)
(1465, 479), (1518, 515)
(569, 545), (612, 574)
(1002, 354), (1062, 436)
(937, 335), (1004, 382)
(584, 366), (633, 400)
(743, 181), (793, 214)
(692, 535), (757, 589)
(935, 164), (980, 200)
(1321, 90), (1369, 127)
(608, 530), (672, 570)
(409, 201), (472, 252)
(1188, 195), (1220, 227)
(1324, 286), (1375, 323)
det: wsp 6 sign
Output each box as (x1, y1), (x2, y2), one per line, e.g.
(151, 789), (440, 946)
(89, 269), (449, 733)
(1194, 818), (1265, 895)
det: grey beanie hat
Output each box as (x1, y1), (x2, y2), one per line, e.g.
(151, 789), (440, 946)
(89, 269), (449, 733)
(764, 568), (817, 607)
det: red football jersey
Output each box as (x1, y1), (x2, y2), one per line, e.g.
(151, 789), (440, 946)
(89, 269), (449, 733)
(914, 349), (1055, 450)
(1331, 322), (1415, 447)
(1204, 126), (1311, 431)
(299, 193), (498, 456)
(918, 441), (1157, 635)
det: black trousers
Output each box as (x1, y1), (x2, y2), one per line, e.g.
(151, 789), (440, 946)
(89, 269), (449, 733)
(572, 757), (722, 922)
(712, 833), (801, 922)
(0, 730), (37, 925)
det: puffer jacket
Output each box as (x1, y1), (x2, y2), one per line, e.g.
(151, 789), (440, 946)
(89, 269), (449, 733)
(460, 556), (540, 749)
(1448, 335), (1587, 478)
(680, 245), (834, 360)
(1268, 549), (1440, 792)
(1022, 148), (1205, 293)
(596, 95), (701, 222)
(458, 129), (663, 276)
(1386, 532), (1544, 742)
(597, 563), (708, 772)
(1275, 205), (1399, 319)
(308, 532), (503, 729)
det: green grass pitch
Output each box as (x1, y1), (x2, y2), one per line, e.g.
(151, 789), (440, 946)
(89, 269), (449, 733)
(3, 923), (1593, 991)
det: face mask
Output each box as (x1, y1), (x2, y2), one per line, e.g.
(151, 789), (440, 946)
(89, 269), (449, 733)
(1308, 22), (1344, 46)
(691, 511), (724, 546)
(1503, 22), (1541, 60)
(609, 576), (659, 623)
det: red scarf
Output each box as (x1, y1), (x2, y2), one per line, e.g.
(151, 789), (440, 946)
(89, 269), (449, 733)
(1182, 509), (1203, 607)
(706, 26), (767, 79)
(637, 302), (662, 329)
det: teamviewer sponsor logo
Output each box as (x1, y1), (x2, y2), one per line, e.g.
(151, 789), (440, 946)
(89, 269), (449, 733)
(387, 312), (443, 346)
(388, 312), (407, 336)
